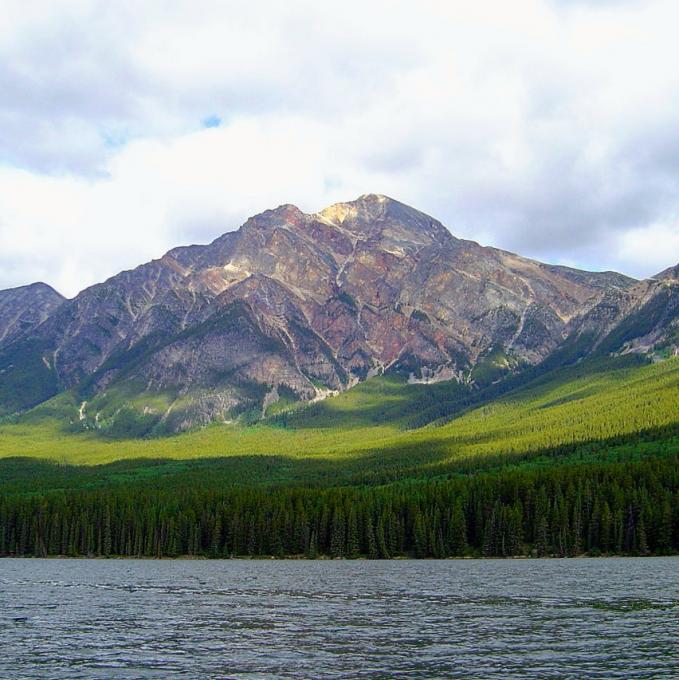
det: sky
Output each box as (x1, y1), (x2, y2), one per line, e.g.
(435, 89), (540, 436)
(1, 0), (679, 297)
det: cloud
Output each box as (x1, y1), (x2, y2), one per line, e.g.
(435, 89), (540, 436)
(616, 222), (679, 278)
(0, 0), (678, 296)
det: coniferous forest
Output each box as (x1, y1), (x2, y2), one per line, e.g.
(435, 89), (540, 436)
(2, 454), (679, 559)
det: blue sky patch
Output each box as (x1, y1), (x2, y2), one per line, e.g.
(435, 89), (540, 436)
(202, 116), (222, 129)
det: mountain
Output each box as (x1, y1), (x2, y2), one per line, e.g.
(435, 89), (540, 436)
(655, 264), (679, 281)
(0, 194), (676, 432)
(0, 282), (65, 349)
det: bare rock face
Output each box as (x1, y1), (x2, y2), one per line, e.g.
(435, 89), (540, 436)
(563, 276), (679, 357)
(0, 194), (675, 429)
(0, 283), (64, 349)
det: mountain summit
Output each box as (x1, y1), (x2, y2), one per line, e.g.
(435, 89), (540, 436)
(0, 195), (676, 432)
(0, 282), (65, 347)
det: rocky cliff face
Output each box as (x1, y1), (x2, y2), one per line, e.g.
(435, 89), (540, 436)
(562, 274), (679, 358)
(0, 194), (675, 430)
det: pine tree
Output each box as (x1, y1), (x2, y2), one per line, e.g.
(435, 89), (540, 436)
(346, 508), (359, 558)
(330, 507), (345, 558)
(412, 510), (428, 558)
(103, 504), (112, 557)
(365, 515), (378, 559)
(448, 500), (468, 556)
(307, 530), (318, 559)
(535, 515), (549, 557)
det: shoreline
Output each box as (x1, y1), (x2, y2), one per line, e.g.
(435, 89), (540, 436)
(2, 553), (675, 561)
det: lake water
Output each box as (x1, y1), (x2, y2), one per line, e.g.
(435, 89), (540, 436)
(1, 558), (678, 679)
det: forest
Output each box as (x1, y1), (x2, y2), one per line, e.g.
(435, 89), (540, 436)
(2, 453), (679, 559)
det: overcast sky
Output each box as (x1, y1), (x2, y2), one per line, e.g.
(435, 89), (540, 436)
(1, 0), (678, 297)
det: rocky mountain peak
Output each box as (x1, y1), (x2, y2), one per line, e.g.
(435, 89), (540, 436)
(241, 203), (308, 231)
(314, 194), (453, 261)
(317, 193), (389, 225)
(0, 282), (65, 349)
(19, 281), (64, 297)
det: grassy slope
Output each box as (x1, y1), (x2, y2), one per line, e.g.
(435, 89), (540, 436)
(0, 356), (677, 484)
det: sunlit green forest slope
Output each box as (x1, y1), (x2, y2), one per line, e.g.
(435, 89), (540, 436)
(1, 354), (677, 487)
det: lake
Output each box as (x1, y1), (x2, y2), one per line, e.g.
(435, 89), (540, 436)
(1, 558), (678, 678)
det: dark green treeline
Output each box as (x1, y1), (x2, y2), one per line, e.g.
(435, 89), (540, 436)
(2, 456), (679, 559)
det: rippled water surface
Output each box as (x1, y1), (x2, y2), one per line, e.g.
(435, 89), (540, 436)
(1, 558), (679, 678)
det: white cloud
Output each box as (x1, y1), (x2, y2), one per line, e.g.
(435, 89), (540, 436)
(1, 0), (678, 296)
(616, 222), (679, 278)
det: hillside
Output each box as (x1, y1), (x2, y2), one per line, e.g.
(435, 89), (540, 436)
(1, 355), (676, 484)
